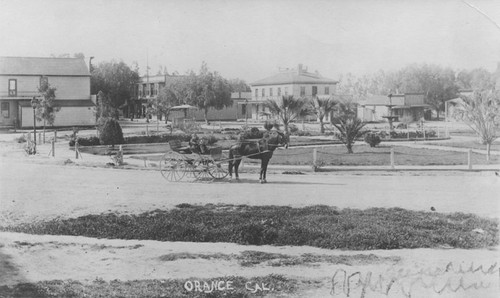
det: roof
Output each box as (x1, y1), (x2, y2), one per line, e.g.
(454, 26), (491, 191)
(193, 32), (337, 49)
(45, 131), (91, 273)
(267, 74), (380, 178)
(251, 69), (338, 86)
(0, 57), (90, 76)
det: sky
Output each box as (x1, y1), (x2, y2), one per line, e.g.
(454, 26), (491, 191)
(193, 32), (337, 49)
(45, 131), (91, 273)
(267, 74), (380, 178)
(1, 0), (500, 82)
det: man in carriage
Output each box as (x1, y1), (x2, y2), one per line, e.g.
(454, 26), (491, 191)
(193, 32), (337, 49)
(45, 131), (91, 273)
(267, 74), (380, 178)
(189, 134), (209, 154)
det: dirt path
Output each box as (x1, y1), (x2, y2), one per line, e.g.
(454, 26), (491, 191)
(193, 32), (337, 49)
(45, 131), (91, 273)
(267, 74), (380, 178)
(1, 232), (498, 297)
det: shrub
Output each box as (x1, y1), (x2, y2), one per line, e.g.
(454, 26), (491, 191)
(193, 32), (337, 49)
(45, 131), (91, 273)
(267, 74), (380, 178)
(288, 124), (299, 134)
(69, 136), (100, 147)
(98, 118), (124, 146)
(263, 121), (274, 131)
(202, 134), (218, 146)
(364, 133), (381, 147)
(16, 135), (27, 143)
(240, 127), (264, 139)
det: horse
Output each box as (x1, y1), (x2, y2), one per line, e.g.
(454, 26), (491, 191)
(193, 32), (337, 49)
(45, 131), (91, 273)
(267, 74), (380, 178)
(228, 130), (289, 183)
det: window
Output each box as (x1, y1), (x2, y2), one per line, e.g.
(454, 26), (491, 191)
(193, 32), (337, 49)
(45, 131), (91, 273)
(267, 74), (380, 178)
(325, 86), (330, 95)
(270, 88), (273, 96)
(242, 104), (247, 115)
(255, 88), (258, 98)
(138, 85), (143, 97)
(1, 102), (9, 118)
(300, 86), (306, 97)
(8, 79), (17, 96)
(262, 89), (265, 97)
(277, 87), (281, 97)
(150, 84), (154, 96)
(312, 86), (318, 96)
(143, 84), (147, 96)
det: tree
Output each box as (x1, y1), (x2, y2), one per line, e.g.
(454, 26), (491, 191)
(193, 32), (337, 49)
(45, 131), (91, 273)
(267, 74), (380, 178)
(382, 64), (458, 120)
(98, 118), (124, 146)
(264, 95), (310, 134)
(228, 78), (251, 92)
(453, 90), (500, 161)
(187, 62), (232, 124)
(91, 60), (140, 119)
(456, 68), (495, 90)
(310, 96), (337, 133)
(156, 82), (179, 124)
(35, 78), (60, 138)
(331, 101), (366, 154)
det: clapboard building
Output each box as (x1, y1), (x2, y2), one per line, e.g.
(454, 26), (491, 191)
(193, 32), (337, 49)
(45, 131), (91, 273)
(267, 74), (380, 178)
(0, 56), (94, 128)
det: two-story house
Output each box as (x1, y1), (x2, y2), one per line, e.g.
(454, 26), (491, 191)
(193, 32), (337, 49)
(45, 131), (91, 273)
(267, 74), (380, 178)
(249, 64), (338, 121)
(0, 56), (94, 128)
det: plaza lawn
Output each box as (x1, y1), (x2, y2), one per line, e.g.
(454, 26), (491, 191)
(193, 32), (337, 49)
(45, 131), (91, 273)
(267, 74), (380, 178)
(423, 140), (500, 152)
(255, 144), (499, 166)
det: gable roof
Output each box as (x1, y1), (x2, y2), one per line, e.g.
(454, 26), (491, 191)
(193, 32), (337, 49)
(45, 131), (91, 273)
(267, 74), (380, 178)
(0, 57), (90, 76)
(251, 70), (338, 86)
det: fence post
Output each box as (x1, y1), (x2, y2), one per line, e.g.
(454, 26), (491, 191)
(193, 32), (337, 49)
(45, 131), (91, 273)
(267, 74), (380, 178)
(51, 140), (55, 157)
(43, 131), (46, 144)
(313, 148), (317, 166)
(54, 130), (57, 143)
(390, 147), (395, 169)
(423, 129), (426, 140)
(146, 123), (149, 136)
(75, 141), (79, 159)
(468, 149), (472, 170)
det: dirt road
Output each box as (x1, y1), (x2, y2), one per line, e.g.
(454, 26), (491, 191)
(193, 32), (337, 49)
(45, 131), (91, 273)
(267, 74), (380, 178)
(1, 160), (498, 225)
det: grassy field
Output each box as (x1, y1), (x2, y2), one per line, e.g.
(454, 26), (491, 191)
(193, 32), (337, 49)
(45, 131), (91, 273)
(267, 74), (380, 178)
(258, 144), (499, 166)
(423, 140), (500, 152)
(2, 205), (497, 250)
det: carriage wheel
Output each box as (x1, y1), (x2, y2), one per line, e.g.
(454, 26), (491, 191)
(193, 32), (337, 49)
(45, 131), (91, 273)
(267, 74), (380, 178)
(208, 161), (229, 180)
(192, 156), (213, 181)
(160, 152), (187, 182)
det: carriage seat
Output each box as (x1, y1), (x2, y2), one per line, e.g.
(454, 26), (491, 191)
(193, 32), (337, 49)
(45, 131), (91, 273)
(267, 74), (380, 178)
(169, 139), (191, 154)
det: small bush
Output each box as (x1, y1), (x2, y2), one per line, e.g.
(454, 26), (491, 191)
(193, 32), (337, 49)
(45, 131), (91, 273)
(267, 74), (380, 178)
(364, 133), (381, 147)
(16, 135), (27, 143)
(202, 134), (218, 146)
(240, 127), (264, 139)
(264, 121), (274, 131)
(98, 118), (124, 146)
(288, 124), (299, 134)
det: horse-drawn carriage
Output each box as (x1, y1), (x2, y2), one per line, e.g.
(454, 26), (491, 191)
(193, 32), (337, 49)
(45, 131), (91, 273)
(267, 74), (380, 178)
(159, 130), (289, 183)
(159, 139), (228, 182)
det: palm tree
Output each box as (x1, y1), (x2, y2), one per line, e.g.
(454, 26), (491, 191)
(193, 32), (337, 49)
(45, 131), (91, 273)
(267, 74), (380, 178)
(264, 96), (311, 135)
(331, 101), (366, 154)
(310, 96), (337, 133)
(453, 89), (500, 161)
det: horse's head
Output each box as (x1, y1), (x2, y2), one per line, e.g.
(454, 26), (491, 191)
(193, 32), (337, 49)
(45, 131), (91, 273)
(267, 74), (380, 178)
(272, 131), (289, 149)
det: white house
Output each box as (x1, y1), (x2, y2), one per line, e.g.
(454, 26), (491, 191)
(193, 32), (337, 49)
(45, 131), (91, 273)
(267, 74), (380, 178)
(0, 56), (94, 128)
